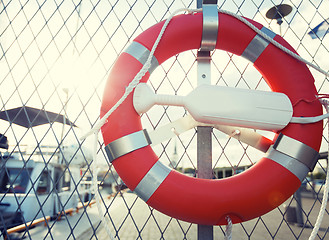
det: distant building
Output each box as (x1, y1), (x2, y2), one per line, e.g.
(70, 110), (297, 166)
(213, 165), (250, 179)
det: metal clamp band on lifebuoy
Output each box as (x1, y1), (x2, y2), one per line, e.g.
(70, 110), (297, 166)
(100, 12), (322, 225)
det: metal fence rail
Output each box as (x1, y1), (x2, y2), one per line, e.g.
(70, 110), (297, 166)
(1, 0), (329, 239)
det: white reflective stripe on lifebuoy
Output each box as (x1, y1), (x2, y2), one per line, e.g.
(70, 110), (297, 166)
(273, 133), (319, 171)
(266, 134), (320, 181)
(200, 4), (219, 51)
(134, 161), (171, 202)
(105, 129), (151, 163)
(124, 41), (159, 73)
(241, 26), (276, 63)
(266, 147), (309, 182)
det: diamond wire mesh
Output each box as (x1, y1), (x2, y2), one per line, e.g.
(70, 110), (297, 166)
(0, 0), (329, 239)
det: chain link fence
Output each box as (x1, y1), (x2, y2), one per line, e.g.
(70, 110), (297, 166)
(0, 0), (329, 239)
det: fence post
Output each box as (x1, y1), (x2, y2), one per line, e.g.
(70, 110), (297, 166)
(196, 1), (218, 239)
(197, 125), (214, 240)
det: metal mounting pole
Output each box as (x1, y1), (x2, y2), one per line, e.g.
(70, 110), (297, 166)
(197, 50), (213, 240)
(196, 1), (218, 239)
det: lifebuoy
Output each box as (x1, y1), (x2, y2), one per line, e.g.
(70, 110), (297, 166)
(101, 12), (322, 225)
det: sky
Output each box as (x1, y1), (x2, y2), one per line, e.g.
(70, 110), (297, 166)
(0, 0), (328, 168)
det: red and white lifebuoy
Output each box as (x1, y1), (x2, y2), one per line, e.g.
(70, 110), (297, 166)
(100, 12), (322, 225)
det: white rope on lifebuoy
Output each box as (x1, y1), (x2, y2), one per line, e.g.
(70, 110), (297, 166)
(218, 9), (329, 78)
(308, 99), (329, 240)
(81, 8), (195, 140)
(224, 216), (233, 240)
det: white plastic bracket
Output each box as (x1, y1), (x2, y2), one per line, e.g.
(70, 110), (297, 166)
(148, 115), (271, 153)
